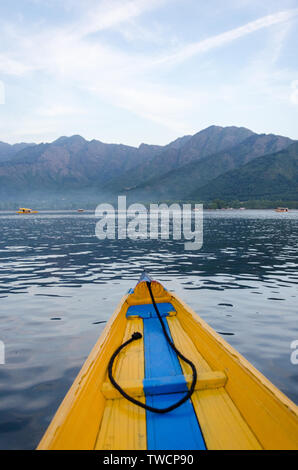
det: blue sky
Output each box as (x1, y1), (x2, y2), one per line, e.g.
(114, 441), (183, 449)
(0, 0), (298, 145)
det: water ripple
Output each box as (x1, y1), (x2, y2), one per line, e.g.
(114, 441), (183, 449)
(0, 209), (297, 449)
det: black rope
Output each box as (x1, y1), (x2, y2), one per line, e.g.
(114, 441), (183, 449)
(107, 281), (197, 414)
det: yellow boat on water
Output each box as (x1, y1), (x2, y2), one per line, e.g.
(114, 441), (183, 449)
(17, 207), (38, 214)
(38, 273), (298, 450)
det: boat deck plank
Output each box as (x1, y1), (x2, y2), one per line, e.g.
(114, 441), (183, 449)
(167, 315), (212, 374)
(95, 317), (146, 450)
(192, 388), (262, 450)
(167, 315), (262, 450)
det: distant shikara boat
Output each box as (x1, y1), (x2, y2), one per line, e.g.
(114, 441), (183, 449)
(37, 273), (298, 450)
(77, 209), (85, 212)
(17, 207), (38, 214)
(275, 207), (289, 212)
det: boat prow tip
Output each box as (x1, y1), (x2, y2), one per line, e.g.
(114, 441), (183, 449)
(137, 270), (153, 285)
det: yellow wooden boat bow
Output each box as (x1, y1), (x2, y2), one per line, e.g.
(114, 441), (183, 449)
(37, 273), (298, 450)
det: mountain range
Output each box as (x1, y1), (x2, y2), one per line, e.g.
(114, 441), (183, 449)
(0, 142), (36, 163)
(0, 125), (297, 208)
(193, 141), (298, 202)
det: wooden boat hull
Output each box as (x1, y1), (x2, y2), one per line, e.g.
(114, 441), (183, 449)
(37, 278), (298, 450)
(17, 211), (38, 214)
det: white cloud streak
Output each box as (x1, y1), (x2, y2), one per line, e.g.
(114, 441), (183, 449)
(155, 8), (298, 66)
(0, 53), (33, 76)
(73, 0), (165, 38)
(0, 2), (298, 140)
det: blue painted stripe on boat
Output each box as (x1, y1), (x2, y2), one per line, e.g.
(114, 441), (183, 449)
(143, 316), (182, 379)
(142, 315), (206, 450)
(127, 302), (175, 319)
(146, 394), (206, 450)
(143, 375), (190, 395)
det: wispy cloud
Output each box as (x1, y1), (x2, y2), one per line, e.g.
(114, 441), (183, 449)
(290, 80), (298, 104)
(0, 53), (32, 76)
(89, 82), (196, 133)
(155, 8), (298, 66)
(0, 1), (298, 142)
(73, 0), (166, 37)
(38, 104), (86, 117)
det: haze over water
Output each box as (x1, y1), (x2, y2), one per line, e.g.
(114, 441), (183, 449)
(0, 209), (297, 449)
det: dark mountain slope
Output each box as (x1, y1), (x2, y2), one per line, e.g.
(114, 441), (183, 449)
(192, 142), (298, 201)
(0, 135), (154, 193)
(124, 133), (293, 200)
(0, 142), (36, 162)
(104, 125), (255, 192)
(0, 127), (296, 206)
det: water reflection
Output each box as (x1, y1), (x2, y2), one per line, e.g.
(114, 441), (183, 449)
(0, 210), (297, 449)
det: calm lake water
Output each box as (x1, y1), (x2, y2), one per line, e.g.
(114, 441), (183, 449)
(0, 209), (297, 449)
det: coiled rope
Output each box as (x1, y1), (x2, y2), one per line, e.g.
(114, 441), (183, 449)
(107, 281), (197, 414)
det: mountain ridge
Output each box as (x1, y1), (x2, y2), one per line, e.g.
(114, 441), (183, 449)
(122, 132), (294, 201)
(192, 142), (298, 202)
(0, 125), (296, 206)
(103, 125), (255, 192)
